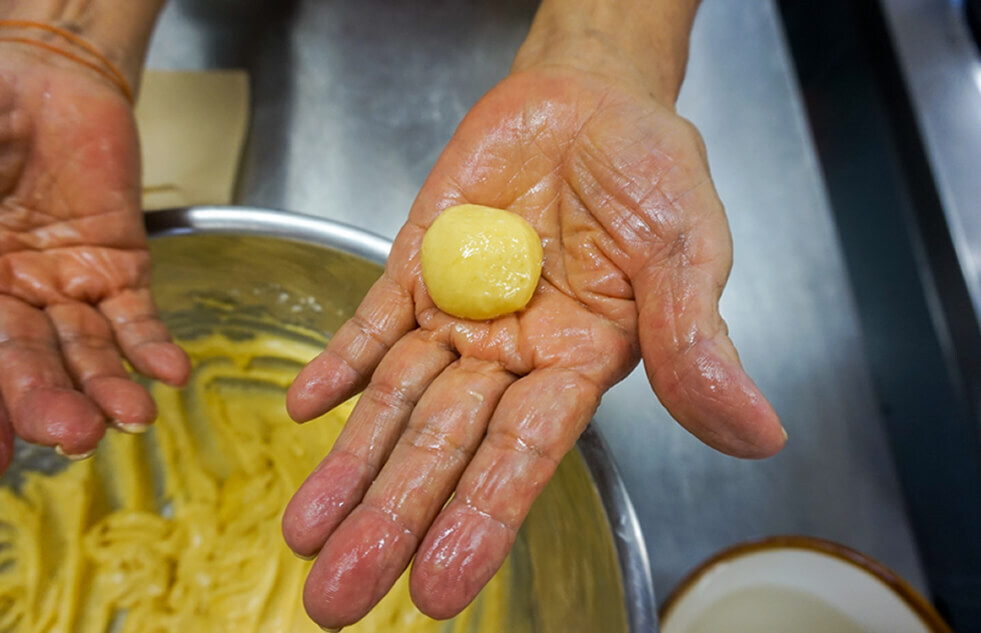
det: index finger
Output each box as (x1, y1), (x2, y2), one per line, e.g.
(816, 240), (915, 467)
(409, 367), (600, 619)
(287, 273), (416, 422)
(630, 201), (785, 458)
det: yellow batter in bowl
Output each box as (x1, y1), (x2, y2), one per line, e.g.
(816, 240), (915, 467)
(0, 333), (506, 633)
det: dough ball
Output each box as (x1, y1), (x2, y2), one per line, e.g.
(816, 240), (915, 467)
(421, 204), (543, 320)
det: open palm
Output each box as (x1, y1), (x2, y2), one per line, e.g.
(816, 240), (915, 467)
(285, 67), (785, 628)
(0, 51), (189, 470)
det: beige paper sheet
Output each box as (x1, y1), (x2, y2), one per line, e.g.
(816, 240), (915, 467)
(136, 70), (250, 210)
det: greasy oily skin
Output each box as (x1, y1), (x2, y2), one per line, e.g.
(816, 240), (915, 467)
(0, 49), (190, 459)
(285, 67), (786, 629)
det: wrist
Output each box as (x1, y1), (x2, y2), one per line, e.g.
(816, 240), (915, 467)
(512, 0), (700, 105)
(0, 0), (165, 89)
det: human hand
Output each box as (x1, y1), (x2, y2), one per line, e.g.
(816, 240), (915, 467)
(284, 57), (786, 627)
(0, 48), (189, 473)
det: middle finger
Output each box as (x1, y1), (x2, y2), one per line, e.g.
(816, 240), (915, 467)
(411, 367), (601, 619)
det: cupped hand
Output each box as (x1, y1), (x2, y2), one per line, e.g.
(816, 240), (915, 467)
(285, 66), (785, 628)
(0, 49), (189, 472)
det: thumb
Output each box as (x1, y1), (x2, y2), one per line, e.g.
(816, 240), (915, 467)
(631, 223), (785, 459)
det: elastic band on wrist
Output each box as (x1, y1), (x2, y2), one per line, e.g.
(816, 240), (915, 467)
(0, 19), (134, 103)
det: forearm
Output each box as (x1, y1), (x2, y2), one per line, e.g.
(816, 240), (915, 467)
(512, 0), (700, 104)
(0, 0), (165, 88)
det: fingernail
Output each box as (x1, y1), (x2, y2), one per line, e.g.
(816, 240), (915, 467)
(781, 426), (789, 441)
(54, 445), (96, 461)
(321, 627), (343, 632)
(112, 420), (149, 434)
(293, 551), (316, 562)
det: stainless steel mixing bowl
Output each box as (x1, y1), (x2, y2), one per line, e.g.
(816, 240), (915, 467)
(6, 206), (656, 632)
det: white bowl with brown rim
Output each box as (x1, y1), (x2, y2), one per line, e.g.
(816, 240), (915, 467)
(659, 535), (952, 633)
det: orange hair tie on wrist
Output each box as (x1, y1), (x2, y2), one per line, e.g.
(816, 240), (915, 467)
(0, 19), (134, 103)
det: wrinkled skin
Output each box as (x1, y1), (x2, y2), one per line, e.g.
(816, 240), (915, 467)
(0, 50), (189, 470)
(284, 67), (785, 629)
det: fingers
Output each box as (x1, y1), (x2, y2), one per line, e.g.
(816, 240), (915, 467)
(48, 303), (156, 431)
(282, 329), (456, 558)
(0, 401), (13, 474)
(631, 224), (785, 458)
(410, 368), (600, 620)
(301, 359), (514, 629)
(287, 274), (416, 422)
(0, 296), (104, 455)
(100, 288), (190, 387)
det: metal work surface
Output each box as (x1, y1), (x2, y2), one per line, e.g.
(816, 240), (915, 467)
(879, 0), (981, 334)
(146, 0), (927, 612)
(776, 1), (981, 624)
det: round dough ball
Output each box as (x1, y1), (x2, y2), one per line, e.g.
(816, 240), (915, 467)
(421, 204), (543, 320)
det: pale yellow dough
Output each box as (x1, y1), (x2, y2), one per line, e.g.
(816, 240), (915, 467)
(421, 204), (543, 320)
(0, 333), (506, 633)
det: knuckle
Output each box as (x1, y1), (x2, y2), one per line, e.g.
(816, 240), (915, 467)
(404, 425), (472, 466)
(363, 379), (413, 412)
(486, 426), (556, 466)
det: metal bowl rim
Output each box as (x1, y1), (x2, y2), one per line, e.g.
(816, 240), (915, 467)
(145, 205), (657, 631)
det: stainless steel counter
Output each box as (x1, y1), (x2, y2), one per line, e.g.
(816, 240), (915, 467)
(146, 0), (927, 612)
(880, 0), (981, 335)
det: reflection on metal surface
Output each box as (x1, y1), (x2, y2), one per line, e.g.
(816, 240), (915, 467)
(880, 0), (981, 331)
(577, 427), (656, 633)
(147, 205), (392, 265)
